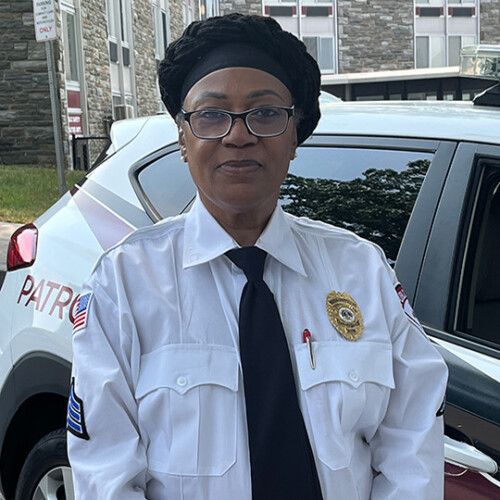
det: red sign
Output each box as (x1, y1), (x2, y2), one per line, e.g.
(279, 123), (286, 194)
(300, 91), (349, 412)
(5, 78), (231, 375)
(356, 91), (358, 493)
(69, 114), (83, 136)
(67, 90), (81, 109)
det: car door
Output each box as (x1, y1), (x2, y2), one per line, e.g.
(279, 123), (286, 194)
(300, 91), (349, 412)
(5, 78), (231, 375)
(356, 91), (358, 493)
(130, 134), (500, 496)
(284, 136), (500, 497)
(414, 142), (500, 497)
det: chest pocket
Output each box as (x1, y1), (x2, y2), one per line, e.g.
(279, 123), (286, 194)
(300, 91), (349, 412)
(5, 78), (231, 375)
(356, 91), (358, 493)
(135, 344), (239, 476)
(295, 341), (395, 471)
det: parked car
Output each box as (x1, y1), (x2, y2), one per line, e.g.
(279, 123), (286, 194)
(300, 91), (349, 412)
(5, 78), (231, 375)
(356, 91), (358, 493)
(1, 84), (500, 499)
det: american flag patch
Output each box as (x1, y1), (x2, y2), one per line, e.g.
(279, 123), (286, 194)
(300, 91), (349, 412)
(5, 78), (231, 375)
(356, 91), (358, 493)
(73, 292), (92, 333)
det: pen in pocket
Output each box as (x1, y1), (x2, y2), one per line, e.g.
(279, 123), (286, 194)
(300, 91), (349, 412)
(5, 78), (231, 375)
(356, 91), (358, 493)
(302, 329), (316, 370)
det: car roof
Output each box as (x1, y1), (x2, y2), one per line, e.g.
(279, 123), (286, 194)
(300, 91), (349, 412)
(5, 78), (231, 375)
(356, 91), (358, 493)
(107, 99), (500, 156)
(108, 115), (178, 153)
(314, 100), (500, 144)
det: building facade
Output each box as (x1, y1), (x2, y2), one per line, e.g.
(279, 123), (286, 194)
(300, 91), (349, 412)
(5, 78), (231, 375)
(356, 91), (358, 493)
(415, 0), (480, 68)
(265, 0), (500, 73)
(0, 0), (195, 167)
(0, 0), (499, 167)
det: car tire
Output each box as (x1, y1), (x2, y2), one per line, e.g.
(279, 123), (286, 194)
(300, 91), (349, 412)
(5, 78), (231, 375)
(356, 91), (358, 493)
(14, 428), (74, 500)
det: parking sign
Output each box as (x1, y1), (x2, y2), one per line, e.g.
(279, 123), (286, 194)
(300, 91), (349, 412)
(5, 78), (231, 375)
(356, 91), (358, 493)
(33, 0), (57, 42)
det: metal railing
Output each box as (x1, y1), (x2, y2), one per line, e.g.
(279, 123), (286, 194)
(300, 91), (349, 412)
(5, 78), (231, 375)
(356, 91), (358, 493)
(71, 135), (111, 171)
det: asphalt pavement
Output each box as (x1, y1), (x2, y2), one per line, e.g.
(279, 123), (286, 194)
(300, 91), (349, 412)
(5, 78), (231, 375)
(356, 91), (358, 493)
(0, 222), (21, 288)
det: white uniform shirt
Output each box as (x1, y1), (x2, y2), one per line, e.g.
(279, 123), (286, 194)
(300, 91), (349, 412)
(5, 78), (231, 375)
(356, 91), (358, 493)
(68, 196), (448, 500)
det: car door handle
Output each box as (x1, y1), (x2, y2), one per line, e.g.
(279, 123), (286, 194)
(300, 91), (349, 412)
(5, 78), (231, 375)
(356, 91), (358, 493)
(445, 435), (498, 474)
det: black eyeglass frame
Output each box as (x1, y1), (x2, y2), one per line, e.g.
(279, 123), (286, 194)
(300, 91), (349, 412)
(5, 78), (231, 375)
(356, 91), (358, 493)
(180, 105), (295, 140)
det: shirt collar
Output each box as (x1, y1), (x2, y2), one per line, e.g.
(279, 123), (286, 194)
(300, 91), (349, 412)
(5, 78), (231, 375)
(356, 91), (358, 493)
(183, 195), (307, 277)
(256, 204), (306, 277)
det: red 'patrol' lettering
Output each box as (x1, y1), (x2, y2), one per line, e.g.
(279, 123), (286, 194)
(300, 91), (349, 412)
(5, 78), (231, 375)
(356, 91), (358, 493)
(17, 275), (79, 321)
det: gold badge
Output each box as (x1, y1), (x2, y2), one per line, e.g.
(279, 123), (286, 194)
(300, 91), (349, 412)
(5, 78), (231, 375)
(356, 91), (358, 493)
(326, 291), (363, 341)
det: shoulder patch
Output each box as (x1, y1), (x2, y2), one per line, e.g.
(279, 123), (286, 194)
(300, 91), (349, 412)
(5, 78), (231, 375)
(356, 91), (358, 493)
(67, 378), (89, 440)
(395, 284), (423, 329)
(72, 292), (92, 334)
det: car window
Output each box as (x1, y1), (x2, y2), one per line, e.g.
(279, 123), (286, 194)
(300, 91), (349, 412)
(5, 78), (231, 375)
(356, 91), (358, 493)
(136, 144), (434, 263)
(136, 149), (197, 219)
(284, 146), (434, 262)
(456, 160), (500, 349)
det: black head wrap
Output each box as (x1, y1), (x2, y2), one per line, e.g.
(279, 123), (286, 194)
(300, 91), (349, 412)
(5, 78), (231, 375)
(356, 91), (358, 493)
(180, 42), (293, 102)
(158, 13), (321, 145)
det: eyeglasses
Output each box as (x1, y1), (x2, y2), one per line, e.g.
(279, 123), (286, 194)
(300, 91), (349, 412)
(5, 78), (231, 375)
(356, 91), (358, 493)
(180, 105), (295, 140)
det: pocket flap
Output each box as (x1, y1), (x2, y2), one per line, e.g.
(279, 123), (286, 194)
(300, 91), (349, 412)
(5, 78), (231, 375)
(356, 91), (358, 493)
(136, 344), (239, 398)
(295, 341), (395, 390)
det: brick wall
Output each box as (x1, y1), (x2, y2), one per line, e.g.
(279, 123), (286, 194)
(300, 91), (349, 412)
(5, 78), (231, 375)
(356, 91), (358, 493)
(337, 0), (414, 73)
(0, 1), (63, 165)
(219, 1), (262, 16)
(169, 1), (185, 44)
(480, 0), (500, 44)
(133, 0), (158, 117)
(81, 0), (113, 137)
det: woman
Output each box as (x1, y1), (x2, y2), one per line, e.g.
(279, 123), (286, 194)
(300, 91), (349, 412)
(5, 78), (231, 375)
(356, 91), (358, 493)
(68, 13), (448, 499)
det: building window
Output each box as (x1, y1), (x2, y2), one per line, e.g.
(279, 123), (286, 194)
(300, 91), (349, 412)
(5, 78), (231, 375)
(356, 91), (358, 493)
(119, 0), (131, 46)
(183, 0), (195, 26)
(107, 0), (118, 40)
(416, 36), (445, 68)
(265, 0), (332, 3)
(153, 1), (170, 61)
(107, 0), (131, 65)
(107, 0), (136, 117)
(268, 6), (295, 16)
(200, 0), (219, 20)
(303, 37), (334, 72)
(449, 35), (476, 66)
(62, 10), (80, 83)
(61, 2), (85, 137)
(303, 6), (331, 16)
(417, 7), (443, 17)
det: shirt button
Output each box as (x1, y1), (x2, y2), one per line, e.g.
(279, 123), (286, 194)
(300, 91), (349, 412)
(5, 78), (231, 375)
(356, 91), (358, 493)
(177, 376), (188, 387)
(349, 370), (359, 383)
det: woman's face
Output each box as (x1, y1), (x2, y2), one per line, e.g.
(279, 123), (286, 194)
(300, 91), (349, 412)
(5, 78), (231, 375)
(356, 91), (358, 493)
(178, 67), (298, 222)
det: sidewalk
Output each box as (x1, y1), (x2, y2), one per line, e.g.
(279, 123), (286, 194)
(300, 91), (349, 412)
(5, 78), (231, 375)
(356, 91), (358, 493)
(0, 222), (22, 287)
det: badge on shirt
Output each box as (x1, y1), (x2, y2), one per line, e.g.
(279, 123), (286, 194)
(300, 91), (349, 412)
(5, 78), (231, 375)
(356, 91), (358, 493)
(326, 291), (363, 341)
(72, 292), (92, 334)
(67, 378), (89, 440)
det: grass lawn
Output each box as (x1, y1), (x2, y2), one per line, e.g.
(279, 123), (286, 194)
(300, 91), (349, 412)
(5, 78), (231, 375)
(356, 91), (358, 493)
(0, 165), (86, 224)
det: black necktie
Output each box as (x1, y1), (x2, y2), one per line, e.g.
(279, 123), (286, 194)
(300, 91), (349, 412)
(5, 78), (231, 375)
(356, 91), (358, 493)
(226, 247), (323, 500)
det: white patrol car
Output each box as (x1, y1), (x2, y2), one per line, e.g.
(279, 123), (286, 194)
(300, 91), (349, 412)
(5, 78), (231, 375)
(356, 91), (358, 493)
(1, 52), (500, 499)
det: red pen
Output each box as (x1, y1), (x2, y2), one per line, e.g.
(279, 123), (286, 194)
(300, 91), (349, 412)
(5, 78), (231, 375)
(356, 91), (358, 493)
(303, 329), (316, 370)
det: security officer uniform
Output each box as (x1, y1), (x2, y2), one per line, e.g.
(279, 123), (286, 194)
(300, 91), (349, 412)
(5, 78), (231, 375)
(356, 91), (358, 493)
(68, 195), (448, 499)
